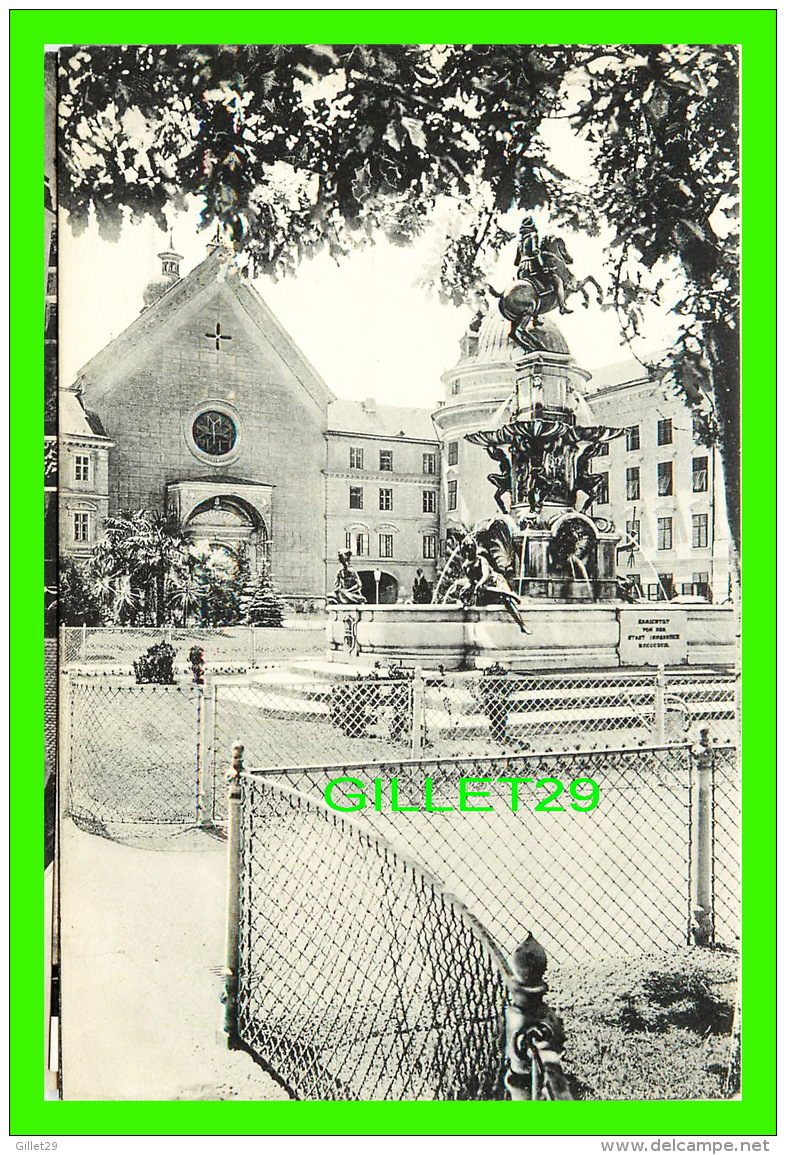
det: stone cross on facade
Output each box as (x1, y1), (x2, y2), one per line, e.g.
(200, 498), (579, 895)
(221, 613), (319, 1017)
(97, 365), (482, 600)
(205, 322), (233, 350)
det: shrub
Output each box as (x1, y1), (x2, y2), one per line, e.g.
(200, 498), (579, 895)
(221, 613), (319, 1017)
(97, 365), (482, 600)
(133, 640), (177, 684)
(243, 569), (285, 627)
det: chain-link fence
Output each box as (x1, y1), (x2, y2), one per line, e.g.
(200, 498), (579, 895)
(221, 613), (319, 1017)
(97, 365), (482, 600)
(60, 624), (324, 672)
(65, 680), (201, 828)
(211, 676), (414, 807)
(61, 675), (739, 962)
(235, 776), (510, 1101)
(210, 669), (739, 785)
(245, 746), (739, 965)
(45, 637), (58, 783)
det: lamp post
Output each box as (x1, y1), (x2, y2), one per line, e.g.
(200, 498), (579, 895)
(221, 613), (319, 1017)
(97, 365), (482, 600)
(373, 568), (382, 604)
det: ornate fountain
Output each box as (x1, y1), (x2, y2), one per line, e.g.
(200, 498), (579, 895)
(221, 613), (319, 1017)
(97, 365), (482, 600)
(464, 380), (625, 603)
(326, 219), (735, 670)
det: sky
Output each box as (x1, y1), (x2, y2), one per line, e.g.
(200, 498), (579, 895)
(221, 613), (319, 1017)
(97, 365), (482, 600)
(59, 198), (683, 408)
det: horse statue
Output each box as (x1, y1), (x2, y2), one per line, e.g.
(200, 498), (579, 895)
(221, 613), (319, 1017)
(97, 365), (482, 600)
(490, 219), (604, 351)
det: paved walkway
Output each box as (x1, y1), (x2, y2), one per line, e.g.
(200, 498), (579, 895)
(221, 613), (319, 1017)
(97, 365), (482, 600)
(59, 819), (289, 1101)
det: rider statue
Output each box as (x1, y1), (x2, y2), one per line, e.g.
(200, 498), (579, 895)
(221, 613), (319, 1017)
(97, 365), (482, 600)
(514, 215), (572, 321)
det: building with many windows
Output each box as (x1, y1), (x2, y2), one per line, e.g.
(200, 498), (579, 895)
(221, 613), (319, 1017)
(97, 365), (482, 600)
(586, 361), (732, 602)
(58, 390), (113, 561)
(325, 399), (440, 602)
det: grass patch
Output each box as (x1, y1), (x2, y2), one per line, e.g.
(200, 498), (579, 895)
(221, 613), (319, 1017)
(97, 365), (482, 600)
(552, 948), (739, 1100)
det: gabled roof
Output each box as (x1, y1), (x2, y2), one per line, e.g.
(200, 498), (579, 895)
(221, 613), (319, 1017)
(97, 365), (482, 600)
(60, 389), (112, 441)
(74, 246), (335, 412)
(587, 353), (668, 394)
(327, 398), (438, 442)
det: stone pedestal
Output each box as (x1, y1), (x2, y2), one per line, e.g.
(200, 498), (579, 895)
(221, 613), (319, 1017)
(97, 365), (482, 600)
(326, 603), (736, 670)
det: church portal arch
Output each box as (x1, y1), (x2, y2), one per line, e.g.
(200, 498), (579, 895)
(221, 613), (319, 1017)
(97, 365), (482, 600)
(185, 495), (270, 570)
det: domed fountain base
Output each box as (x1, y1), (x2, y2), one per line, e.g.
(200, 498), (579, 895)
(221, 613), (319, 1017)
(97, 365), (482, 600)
(326, 602), (736, 671)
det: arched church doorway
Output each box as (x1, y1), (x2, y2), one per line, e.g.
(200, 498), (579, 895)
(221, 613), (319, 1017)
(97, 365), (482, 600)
(185, 496), (269, 571)
(358, 570), (399, 604)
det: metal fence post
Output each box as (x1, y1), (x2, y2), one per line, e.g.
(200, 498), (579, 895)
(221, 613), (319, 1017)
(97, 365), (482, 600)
(689, 727), (714, 946)
(654, 663), (666, 744)
(195, 684), (205, 826)
(504, 932), (572, 1100)
(411, 666), (425, 759)
(250, 625), (257, 669)
(224, 741), (244, 1046)
(203, 679), (217, 824)
(79, 622), (87, 661)
(58, 671), (73, 809)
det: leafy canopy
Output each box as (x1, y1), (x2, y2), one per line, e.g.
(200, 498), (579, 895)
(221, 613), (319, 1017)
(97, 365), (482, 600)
(58, 43), (740, 547)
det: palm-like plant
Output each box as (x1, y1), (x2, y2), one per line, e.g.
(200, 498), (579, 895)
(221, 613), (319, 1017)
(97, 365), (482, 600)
(84, 509), (195, 626)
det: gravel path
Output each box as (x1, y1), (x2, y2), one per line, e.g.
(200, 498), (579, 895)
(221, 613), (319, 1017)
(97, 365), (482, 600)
(59, 818), (290, 1101)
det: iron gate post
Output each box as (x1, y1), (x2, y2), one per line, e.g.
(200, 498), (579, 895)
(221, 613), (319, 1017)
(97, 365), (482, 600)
(654, 664), (666, 745)
(504, 932), (572, 1100)
(411, 666), (425, 758)
(689, 727), (715, 946)
(224, 741), (244, 1046)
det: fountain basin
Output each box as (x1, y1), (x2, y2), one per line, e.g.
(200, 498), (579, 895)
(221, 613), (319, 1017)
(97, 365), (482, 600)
(326, 603), (736, 670)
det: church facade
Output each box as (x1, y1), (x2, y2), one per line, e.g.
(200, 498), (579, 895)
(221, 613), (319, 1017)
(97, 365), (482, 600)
(61, 244), (441, 604)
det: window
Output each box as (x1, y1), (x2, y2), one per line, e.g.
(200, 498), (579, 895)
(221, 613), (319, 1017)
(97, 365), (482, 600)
(626, 467), (640, 501)
(74, 454), (90, 482)
(349, 447), (364, 469)
(349, 486), (364, 510)
(422, 535), (437, 560)
(693, 571), (709, 586)
(73, 512), (90, 542)
(657, 418), (673, 446)
(344, 531), (368, 557)
(626, 519), (641, 546)
(597, 442), (609, 457)
(379, 449), (393, 471)
(657, 517), (673, 551)
(379, 488), (393, 511)
(692, 513), (709, 549)
(451, 381), (460, 395)
(447, 479), (458, 511)
(422, 490), (437, 514)
(657, 461), (673, 496)
(379, 534), (394, 558)
(192, 409), (237, 456)
(422, 452), (437, 475)
(447, 441), (459, 466)
(595, 471), (609, 504)
(626, 425), (640, 451)
(692, 456), (708, 493)
(659, 573), (675, 599)
(649, 575), (673, 601)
